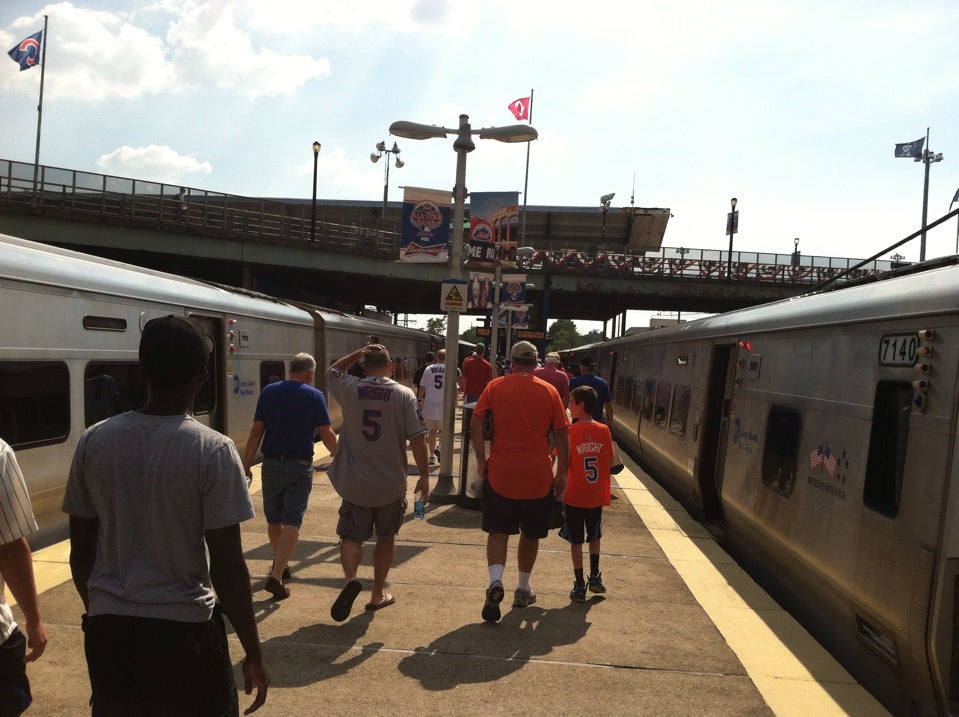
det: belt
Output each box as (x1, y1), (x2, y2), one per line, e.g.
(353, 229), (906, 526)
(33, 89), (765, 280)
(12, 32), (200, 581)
(264, 453), (314, 462)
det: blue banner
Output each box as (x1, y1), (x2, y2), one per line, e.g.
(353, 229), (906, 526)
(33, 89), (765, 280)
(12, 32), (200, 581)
(400, 186), (451, 263)
(467, 191), (520, 269)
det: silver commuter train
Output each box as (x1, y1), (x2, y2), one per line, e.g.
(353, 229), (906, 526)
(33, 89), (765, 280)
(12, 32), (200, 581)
(584, 257), (959, 716)
(0, 233), (433, 546)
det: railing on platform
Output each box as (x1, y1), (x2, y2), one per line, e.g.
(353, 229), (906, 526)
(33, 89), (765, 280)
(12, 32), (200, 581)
(0, 158), (901, 286)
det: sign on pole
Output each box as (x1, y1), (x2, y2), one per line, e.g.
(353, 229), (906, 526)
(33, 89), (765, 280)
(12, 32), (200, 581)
(440, 279), (468, 312)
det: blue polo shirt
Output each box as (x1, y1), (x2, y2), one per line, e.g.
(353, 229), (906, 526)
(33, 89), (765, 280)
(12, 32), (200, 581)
(254, 380), (331, 456)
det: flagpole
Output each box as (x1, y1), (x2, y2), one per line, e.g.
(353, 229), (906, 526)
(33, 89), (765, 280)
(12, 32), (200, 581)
(920, 126), (931, 262)
(31, 15), (48, 203)
(519, 88), (533, 247)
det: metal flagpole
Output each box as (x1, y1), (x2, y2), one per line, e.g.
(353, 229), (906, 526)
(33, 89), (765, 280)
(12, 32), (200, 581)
(920, 127), (931, 262)
(519, 89), (533, 246)
(31, 15), (48, 203)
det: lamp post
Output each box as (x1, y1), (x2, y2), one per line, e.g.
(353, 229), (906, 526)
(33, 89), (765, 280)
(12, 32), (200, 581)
(310, 141), (321, 241)
(390, 114), (538, 500)
(726, 197), (738, 278)
(370, 140), (404, 217)
(791, 237), (800, 267)
(914, 142), (943, 262)
(600, 193), (615, 252)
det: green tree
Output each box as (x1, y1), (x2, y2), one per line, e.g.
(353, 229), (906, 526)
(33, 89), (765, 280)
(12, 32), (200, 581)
(581, 329), (604, 345)
(425, 317), (446, 335)
(459, 326), (481, 345)
(546, 318), (582, 352)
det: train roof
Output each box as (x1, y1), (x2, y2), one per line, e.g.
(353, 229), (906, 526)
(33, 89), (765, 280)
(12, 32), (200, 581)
(0, 233), (310, 325)
(605, 257), (959, 348)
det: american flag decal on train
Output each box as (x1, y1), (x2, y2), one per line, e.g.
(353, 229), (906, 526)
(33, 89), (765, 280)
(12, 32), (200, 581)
(810, 443), (839, 477)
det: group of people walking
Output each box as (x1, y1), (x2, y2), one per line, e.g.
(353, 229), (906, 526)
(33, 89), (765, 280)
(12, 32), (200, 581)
(0, 322), (617, 715)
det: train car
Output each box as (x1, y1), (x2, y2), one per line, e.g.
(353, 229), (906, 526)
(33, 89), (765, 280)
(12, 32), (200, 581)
(595, 256), (959, 716)
(0, 233), (431, 546)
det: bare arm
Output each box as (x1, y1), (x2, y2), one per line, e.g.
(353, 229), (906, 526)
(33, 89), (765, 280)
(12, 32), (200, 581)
(0, 537), (47, 661)
(605, 401), (615, 424)
(470, 412), (487, 479)
(68, 515), (99, 613)
(242, 422), (265, 478)
(331, 345), (376, 373)
(316, 424), (337, 457)
(551, 428), (570, 499)
(206, 524), (268, 714)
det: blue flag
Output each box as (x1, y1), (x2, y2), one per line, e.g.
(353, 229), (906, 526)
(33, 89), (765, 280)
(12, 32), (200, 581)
(7, 30), (42, 71)
(894, 137), (924, 158)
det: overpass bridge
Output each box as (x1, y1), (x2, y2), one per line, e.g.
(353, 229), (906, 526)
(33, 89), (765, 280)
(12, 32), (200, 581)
(0, 158), (900, 330)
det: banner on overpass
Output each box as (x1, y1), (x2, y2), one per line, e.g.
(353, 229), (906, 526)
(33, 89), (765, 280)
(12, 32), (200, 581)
(467, 191), (520, 269)
(400, 186), (451, 263)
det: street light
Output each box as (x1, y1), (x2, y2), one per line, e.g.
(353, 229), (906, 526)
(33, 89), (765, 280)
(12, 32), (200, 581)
(310, 141), (321, 241)
(600, 193), (615, 251)
(791, 236), (800, 267)
(914, 147), (944, 262)
(390, 114), (538, 501)
(370, 140), (404, 217)
(726, 197), (738, 278)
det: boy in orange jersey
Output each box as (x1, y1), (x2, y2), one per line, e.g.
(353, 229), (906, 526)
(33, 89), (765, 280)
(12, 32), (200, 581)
(561, 386), (615, 602)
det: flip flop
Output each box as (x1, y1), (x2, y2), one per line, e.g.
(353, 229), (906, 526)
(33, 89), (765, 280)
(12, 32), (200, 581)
(331, 580), (362, 622)
(365, 594), (395, 611)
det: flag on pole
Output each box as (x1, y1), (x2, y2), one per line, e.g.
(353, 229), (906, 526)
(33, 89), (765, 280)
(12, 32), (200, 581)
(508, 96), (531, 122)
(894, 137), (925, 158)
(7, 30), (42, 71)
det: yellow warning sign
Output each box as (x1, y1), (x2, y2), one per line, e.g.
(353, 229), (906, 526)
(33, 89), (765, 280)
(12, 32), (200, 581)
(440, 279), (468, 312)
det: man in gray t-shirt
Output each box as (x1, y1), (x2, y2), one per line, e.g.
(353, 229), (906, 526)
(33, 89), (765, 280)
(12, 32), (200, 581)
(326, 343), (430, 621)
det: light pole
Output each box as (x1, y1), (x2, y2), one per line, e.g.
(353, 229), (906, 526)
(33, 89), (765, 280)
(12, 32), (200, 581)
(791, 237), (800, 267)
(726, 197), (738, 278)
(310, 141), (321, 241)
(370, 140), (404, 217)
(600, 193), (615, 251)
(390, 114), (538, 500)
(914, 141), (943, 262)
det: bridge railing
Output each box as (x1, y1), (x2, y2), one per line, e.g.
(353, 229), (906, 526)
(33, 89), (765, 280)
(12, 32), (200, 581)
(0, 159), (399, 256)
(0, 158), (901, 285)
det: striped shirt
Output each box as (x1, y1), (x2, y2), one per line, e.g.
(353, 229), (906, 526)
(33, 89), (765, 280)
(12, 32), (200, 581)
(0, 438), (38, 643)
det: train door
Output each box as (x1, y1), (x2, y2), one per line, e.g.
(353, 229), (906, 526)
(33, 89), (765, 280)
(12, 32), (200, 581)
(697, 343), (737, 525)
(189, 315), (226, 433)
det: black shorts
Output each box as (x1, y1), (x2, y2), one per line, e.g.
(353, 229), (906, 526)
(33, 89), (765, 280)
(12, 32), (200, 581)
(481, 480), (553, 540)
(559, 504), (604, 545)
(83, 608), (238, 717)
(0, 628), (31, 716)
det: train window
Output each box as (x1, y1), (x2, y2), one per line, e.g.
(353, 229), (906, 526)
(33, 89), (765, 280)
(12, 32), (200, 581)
(260, 361), (285, 390)
(0, 361), (70, 449)
(761, 406), (801, 497)
(640, 379), (655, 420)
(84, 363), (146, 426)
(864, 381), (911, 518)
(654, 382), (671, 428)
(669, 385), (691, 437)
(83, 315), (127, 331)
(631, 379), (645, 414)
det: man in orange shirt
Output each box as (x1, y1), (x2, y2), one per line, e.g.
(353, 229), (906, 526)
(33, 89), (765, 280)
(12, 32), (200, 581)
(470, 341), (569, 623)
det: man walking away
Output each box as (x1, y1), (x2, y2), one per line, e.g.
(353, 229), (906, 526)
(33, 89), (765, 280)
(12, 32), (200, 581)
(243, 353), (337, 600)
(64, 315), (267, 715)
(326, 344), (430, 621)
(569, 355), (614, 424)
(470, 341), (569, 623)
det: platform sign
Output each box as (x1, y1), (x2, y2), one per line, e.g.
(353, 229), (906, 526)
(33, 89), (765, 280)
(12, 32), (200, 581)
(440, 279), (468, 312)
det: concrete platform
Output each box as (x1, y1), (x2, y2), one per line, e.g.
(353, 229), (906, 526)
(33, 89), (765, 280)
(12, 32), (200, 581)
(10, 409), (887, 716)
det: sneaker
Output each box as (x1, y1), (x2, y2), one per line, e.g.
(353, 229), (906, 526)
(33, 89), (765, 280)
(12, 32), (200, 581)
(569, 583), (587, 603)
(429, 454), (436, 465)
(433, 448), (441, 461)
(513, 587), (537, 608)
(587, 572), (606, 594)
(482, 580), (505, 622)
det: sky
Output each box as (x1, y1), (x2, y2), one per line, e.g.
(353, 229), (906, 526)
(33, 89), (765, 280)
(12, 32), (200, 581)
(3, 0), (959, 332)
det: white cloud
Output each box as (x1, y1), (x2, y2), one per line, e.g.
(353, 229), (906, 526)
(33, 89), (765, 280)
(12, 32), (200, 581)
(1, 1), (332, 101)
(96, 144), (211, 183)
